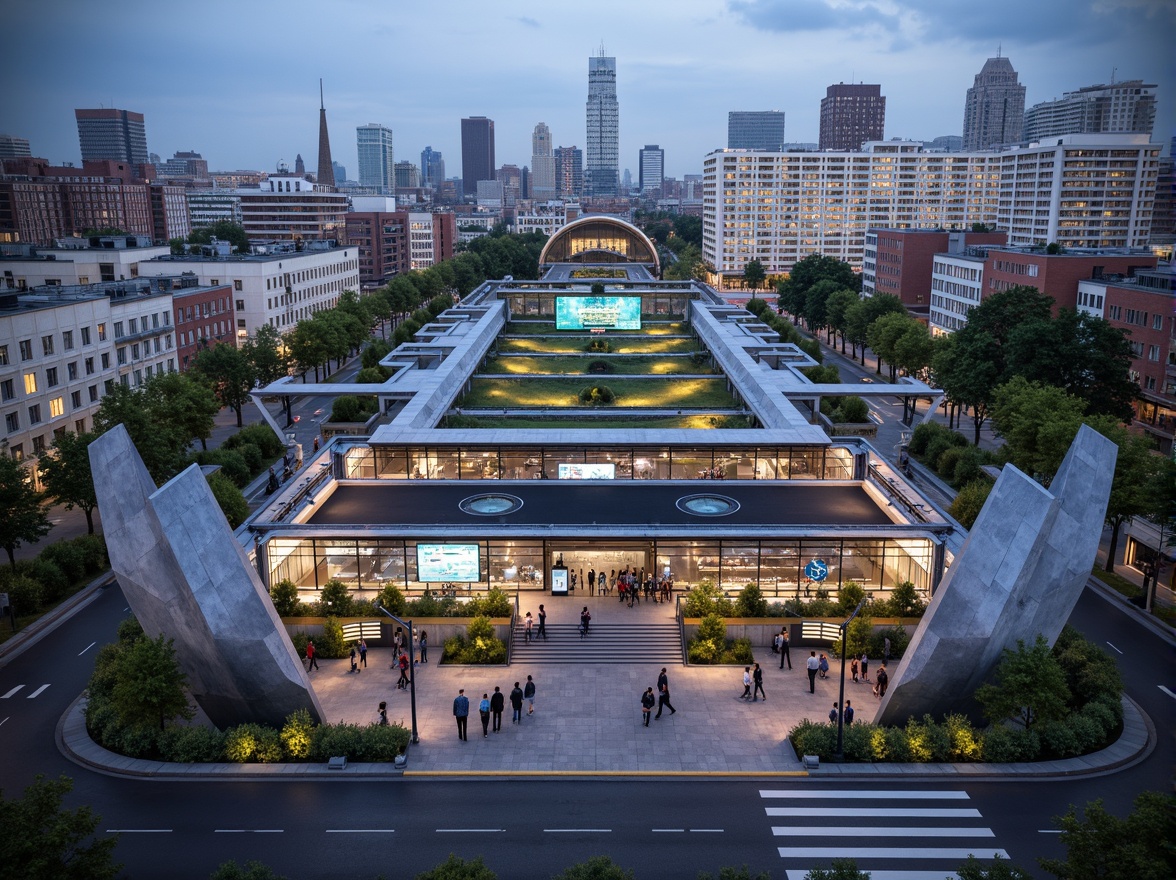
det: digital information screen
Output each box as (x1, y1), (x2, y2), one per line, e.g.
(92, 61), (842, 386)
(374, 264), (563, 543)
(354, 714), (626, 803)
(555, 296), (642, 330)
(416, 544), (481, 582)
(550, 568), (569, 595)
(557, 462), (616, 480)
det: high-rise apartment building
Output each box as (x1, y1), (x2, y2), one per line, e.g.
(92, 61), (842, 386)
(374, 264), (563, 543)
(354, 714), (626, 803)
(420, 147), (445, 190)
(238, 177), (348, 243)
(585, 48), (619, 197)
(0, 135), (32, 159)
(356, 123), (395, 193)
(819, 84), (885, 151)
(727, 112), (786, 151)
(962, 56), (1026, 150)
(531, 123), (556, 199)
(316, 81), (335, 188)
(75, 108), (149, 166)
(394, 162), (421, 189)
(460, 117), (495, 196)
(158, 151), (209, 180)
(1023, 80), (1157, 142)
(638, 145), (664, 195)
(554, 146), (583, 199)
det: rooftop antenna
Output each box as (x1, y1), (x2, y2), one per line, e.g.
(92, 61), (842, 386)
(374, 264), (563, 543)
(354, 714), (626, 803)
(997, 42), (1001, 57)
(598, 40), (605, 57)
(1111, 67), (1117, 84)
(319, 78), (324, 110)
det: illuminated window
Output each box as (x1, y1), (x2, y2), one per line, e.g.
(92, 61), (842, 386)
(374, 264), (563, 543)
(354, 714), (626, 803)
(23, 372), (37, 394)
(49, 397), (64, 418)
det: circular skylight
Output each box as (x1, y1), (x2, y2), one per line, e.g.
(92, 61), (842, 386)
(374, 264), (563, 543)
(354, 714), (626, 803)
(459, 493), (524, 516)
(676, 494), (740, 517)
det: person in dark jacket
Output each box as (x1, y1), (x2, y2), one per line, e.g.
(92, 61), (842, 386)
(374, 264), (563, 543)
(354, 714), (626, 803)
(453, 689), (469, 741)
(654, 668), (676, 718)
(641, 687), (656, 726)
(490, 686), (505, 732)
(509, 682), (524, 724)
(752, 663), (766, 702)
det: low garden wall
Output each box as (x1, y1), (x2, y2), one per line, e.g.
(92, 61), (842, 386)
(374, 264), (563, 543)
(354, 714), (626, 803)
(283, 617), (512, 648)
(683, 617), (920, 649)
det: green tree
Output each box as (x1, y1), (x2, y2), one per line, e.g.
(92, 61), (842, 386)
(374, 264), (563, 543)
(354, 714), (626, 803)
(950, 478), (992, 529)
(824, 288), (860, 354)
(38, 431), (100, 534)
(207, 472), (249, 528)
(804, 860), (870, 880)
(976, 635), (1071, 729)
(269, 579), (301, 617)
(1038, 791), (1174, 880)
(551, 855), (636, 880)
(243, 323), (292, 425)
(0, 454), (52, 567)
(93, 383), (187, 482)
(143, 371), (220, 451)
(190, 342), (256, 427)
(991, 378), (1088, 482)
(805, 278), (843, 337)
(956, 854), (1034, 879)
(0, 775), (121, 880)
(109, 633), (194, 731)
(664, 243), (706, 280)
(777, 253), (858, 318)
(697, 868), (772, 880)
(286, 320), (328, 382)
(188, 221), (250, 254)
(893, 320), (934, 381)
(415, 853), (498, 880)
(867, 312), (913, 379)
(743, 259), (766, 292)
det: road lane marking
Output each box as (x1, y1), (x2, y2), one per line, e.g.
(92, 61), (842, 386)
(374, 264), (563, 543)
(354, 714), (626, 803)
(0, 717), (7, 727)
(79, 641), (96, 655)
(774, 826), (994, 837)
(652, 828), (685, 832)
(690, 828), (724, 832)
(26, 685), (50, 699)
(1159, 686), (1176, 700)
(106, 829), (172, 833)
(760, 789), (968, 799)
(1039, 829), (1063, 833)
(215, 829), (283, 833)
(326, 829), (395, 833)
(767, 808), (982, 818)
(778, 847), (1008, 859)
(2, 686), (24, 699)
(544, 829), (612, 833)
(1106, 642), (1123, 654)
(435, 829), (504, 833)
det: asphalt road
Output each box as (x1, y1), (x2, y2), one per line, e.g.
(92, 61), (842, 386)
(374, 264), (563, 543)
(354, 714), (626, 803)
(2, 577), (1172, 880)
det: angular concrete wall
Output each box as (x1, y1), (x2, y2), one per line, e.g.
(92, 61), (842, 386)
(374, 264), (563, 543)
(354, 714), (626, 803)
(90, 426), (323, 728)
(876, 425), (1116, 725)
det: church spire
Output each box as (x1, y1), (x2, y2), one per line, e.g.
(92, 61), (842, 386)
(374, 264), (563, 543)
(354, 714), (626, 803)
(316, 78), (335, 188)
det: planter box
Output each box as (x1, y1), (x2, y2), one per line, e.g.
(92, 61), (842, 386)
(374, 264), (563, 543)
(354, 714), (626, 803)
(682, 617), (920, 649)
(283, 616), (512, 648)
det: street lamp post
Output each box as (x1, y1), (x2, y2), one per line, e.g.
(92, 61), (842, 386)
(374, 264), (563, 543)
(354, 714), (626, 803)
(374, 606), (419, 744)
(834, 598), (867, 762)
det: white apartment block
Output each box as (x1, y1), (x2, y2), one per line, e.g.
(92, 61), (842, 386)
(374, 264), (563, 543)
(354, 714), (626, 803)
(187, 191), (243, 230)
(1, 239), (171, 290)
(929, 253), (986, 334)
(408, 214), (437, 271)
(137, 244), (359, 340)
(703, 135), (1158, 286)
(512, 201), (580, 237)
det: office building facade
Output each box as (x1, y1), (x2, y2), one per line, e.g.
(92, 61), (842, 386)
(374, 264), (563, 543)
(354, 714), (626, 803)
(1024, 80), (1158, 142)
(727, 111), (786, 151)
(238, 177), (349, 243)
(585, 50), (619, 197)
(531, 123), (556, 199)
(638, 145), (664, 196)
(460, 117), (496, 196)
(554, 146), (583, 199)
(75, 108), (149, 166)
(420, 147), (445, 190)
(962, 56), (1026, 150)
(819, 84), (885, 151)
(0, 135), (33, 159)
(356, 124), (395, 193)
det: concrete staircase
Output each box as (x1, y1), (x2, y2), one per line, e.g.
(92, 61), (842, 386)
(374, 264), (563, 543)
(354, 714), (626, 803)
(510, 621), (682, 665)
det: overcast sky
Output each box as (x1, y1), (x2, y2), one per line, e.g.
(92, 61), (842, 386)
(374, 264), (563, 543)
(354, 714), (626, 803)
(2, 0), (1172, 181)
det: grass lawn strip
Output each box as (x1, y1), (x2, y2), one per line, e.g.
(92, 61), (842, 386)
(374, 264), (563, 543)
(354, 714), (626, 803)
(498, 336), (698, 355)
(460, 376), (738, 409)
(482, 355), (715, 375)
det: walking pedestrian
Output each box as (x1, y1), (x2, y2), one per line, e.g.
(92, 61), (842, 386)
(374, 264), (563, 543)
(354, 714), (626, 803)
(305, 640), (319, 671)
(419, 630), (428, 663)
(829, 702), (840, 725)
(741, 666), (752, 700)
(779, 627), (792, 670)
(806, 651), (819, 694)
(860, 652), (869, 683)
(844, 700), (855, 725)
(358, 638), (368, 668)
(641, 687), (656, 726)
(509, 682), (524, 724)
(397, 651), (410, 689)
(524, 611), (533, 643)
(524, 675), (536, 716)
(818, 653), (830, 679)
(313, 436), (320, 453)
(580, 606), (591, 636)
(479, 693), (491, 737)
(377, 701), (387, 725)
(537, 604), (547, 641)
(874, 663), (889, 698)
(850, 656), (860, 683)
(752, 662), (766, 702)
(453, 689), (469, 741)
(654, 668), (676, 718)
(772, 631), (782, 655)
(588, 568), (596, 595)
(490, 686), (505, 732)
(349, 645), (358, 673)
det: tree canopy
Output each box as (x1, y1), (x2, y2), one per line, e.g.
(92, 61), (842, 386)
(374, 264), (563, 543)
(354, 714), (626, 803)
(1038, 791), (1175, 880)
(0, 453), (51, 566)
(188, 221), (250, 254)
(976, 635), (1071, 729)
(38, 430), (100, 534)
(0, 775), (121, 880)
(189, 342), (256, 427)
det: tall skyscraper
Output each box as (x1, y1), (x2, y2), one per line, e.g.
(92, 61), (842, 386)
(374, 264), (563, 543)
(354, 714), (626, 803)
(394, 161), (421, 189)
(531, 122), (556, 199)
(1024, 80), (1157, 142)
(728, 111), (786, 150)
(460, 117), (495, 196)
(74, 108), (148, 166)
(0, 134), (32, 158)
(332, 161), (347, 184)
(420, 146), (445, 189)
(356, 123), (394, 192)
(638, 145), (664, 195)
(962, 55), (1026, 150)
(316, 80), (336, 188)
(585, 47), (619, 197)
(819, 84), (885, 151)
(554, 146), (583, 199)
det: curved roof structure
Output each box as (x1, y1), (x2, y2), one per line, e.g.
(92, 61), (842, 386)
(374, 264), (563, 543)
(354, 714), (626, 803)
(539, 215), (660, 274)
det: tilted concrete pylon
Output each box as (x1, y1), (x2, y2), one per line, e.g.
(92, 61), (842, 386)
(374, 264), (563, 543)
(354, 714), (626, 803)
(876, 424), (1117, 726)
(90, 425), (323, 728)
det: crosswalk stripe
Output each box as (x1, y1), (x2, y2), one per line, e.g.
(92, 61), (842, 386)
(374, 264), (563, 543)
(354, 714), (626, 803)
(26, 685), (50, 699)
(778, 847), (1008, 859)
(767, 807), (982, 818)
(760, 789), (969, 800)
(1, 686), (24, 699)
(786, 872), (961, 880)
(773, 826), (994, 838)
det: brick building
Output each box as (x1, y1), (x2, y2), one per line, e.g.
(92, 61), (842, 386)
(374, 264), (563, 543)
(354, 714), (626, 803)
(345, 211), (455, 288)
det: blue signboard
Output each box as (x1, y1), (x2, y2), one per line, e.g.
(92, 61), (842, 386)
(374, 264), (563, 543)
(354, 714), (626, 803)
(804, 559), (828, 582)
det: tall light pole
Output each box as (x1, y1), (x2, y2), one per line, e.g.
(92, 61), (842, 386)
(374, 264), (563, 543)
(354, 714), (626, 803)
(834, 598), (867, 762)
(374, 605), (419, 744)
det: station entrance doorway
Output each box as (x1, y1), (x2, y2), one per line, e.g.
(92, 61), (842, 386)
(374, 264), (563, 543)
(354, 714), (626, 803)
(549, 540), (658, 593)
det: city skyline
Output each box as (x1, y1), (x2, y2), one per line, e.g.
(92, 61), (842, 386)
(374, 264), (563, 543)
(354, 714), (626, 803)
(1, 0), (1172, 182)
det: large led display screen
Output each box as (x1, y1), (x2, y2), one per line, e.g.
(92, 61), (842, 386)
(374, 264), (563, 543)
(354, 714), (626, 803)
(557, 463), (616, 480)
(416, 544), (481, 582)
(555, 296), (642, 330)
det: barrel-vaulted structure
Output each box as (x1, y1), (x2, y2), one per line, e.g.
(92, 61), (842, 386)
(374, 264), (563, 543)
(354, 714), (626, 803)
(538, 215), (660, 274)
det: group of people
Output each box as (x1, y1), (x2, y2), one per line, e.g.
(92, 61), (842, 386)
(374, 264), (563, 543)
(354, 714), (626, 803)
(640, 668), (677, 726)
(453, 676), (537, 740)
(739, 663), (767, 702)
(583, 566), (673, 602)
(522, 606), (547, 642)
